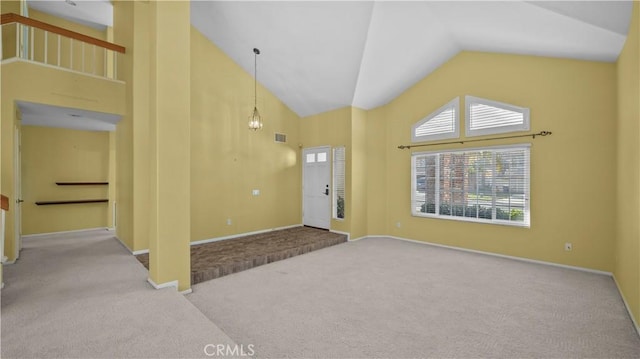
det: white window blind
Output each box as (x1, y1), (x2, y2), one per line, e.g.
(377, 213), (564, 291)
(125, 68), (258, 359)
(465, 96), (530, 137)
(412, 97), (460, 142)
(412, 145), (530, 227)
(333, 147), (346, 220)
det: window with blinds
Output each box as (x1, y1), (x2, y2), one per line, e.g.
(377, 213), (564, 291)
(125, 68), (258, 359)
(333, 147), (346, 220)
(412, 145), (530, 227)
(412, 97), (460, 142)
(465, 96), (530, 137)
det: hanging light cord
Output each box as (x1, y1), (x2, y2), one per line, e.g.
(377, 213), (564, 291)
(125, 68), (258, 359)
(253, 48), (260, 108)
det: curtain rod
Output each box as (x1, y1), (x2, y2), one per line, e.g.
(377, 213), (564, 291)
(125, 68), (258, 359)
(397, 131), (552, 150)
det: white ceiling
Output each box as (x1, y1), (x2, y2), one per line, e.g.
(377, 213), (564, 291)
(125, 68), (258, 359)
(192, 1), (632, 117)
(18, 101), (121, 132)
(27, 0), (112, 30)
(26, 1), (633, 119)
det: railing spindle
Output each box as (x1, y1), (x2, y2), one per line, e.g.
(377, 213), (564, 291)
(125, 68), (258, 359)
(0, 24), (3, 61)
(29, 25), (33, 61)
(57, 34), (60, 66)
(15, 23), (19, 59)
(44, 30), (48, 64)
(81, 41), (84, 72)
(1, 14), (124, 80)
(104, 47), (107, 77)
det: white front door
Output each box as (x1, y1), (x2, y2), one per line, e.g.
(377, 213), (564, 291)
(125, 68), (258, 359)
(302, 146), (331, 229)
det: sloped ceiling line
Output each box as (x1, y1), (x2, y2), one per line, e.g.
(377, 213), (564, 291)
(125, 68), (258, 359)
(525, 1), (632, 36)
(25, 0), (634, 118)
(350, 1), (377, 108)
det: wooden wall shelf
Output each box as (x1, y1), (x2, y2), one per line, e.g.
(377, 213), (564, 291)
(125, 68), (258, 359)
(35, 199), (108, 206)
(55, 182), (109, 186)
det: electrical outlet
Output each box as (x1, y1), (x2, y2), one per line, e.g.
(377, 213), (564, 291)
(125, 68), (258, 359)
(564, 242), (572, 251)
(226, 218), (232, 226)
(396, 222), (401, 228)
(252, 189), (260, 196)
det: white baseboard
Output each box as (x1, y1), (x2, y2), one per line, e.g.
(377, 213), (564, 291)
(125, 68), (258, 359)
(613, 274), (640, 337)
(22, 227), (109, 239)
(147, 278), (192, 295)
(147, 278), (178, 290)
(365, 235), (613, 276)
(113, 235), (134, 253)
(349, 235), (366, 242)
(2, 257), (15, 265)
(190, 224), (303, 247)
(330, 229), (351, 241)
(110, 234), (149, 255)
(122, 225), (305, 257)
(365, 235), (639, 337)
(129, 224), (306, 254)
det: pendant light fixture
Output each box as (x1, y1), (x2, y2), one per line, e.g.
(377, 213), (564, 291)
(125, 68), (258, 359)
(248, 48), (263, 131)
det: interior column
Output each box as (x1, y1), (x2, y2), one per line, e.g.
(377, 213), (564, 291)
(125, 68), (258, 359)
(147, 1), (191, 292)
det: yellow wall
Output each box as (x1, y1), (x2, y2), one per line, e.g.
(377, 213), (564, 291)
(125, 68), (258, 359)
(350, 107), (367, 240)
(301, 107), (351, 233)
(21, 126), (109, 234)
(365, 107), (388, 235)
(113, 1), (149, 252)
(1, 60), (125, 262)
(299, 106), (369, 239)
(615, 1), (640, 327)
(144, 1), (191, 291)
(367, 52), (617, 272)
(190, 28), (302, 241)
(27, 8), (106, 40)
(1, 1), (22, 59)
(107, 132), (116, 229)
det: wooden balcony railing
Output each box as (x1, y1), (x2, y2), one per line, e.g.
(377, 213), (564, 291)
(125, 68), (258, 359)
(1, 13), (125, 80)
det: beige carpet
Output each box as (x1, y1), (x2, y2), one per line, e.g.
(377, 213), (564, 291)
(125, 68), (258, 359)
(1, 229), (237, 359)
(188, 237), (640, 358)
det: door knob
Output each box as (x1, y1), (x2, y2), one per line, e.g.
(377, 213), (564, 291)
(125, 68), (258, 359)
(17, 199), (24, 203)
(324, 185), (329, 196)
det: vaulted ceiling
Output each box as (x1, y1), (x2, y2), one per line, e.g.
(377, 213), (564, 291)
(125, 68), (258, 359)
(192, 1), (632, 117)
(26, 1), (634, 119)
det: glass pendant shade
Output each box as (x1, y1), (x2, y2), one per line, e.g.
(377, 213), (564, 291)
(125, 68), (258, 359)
(249, 106), (263, 130)
(249, 48), (263, 131)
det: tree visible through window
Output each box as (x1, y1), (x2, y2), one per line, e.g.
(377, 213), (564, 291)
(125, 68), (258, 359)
(412, 145), (530, 227)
